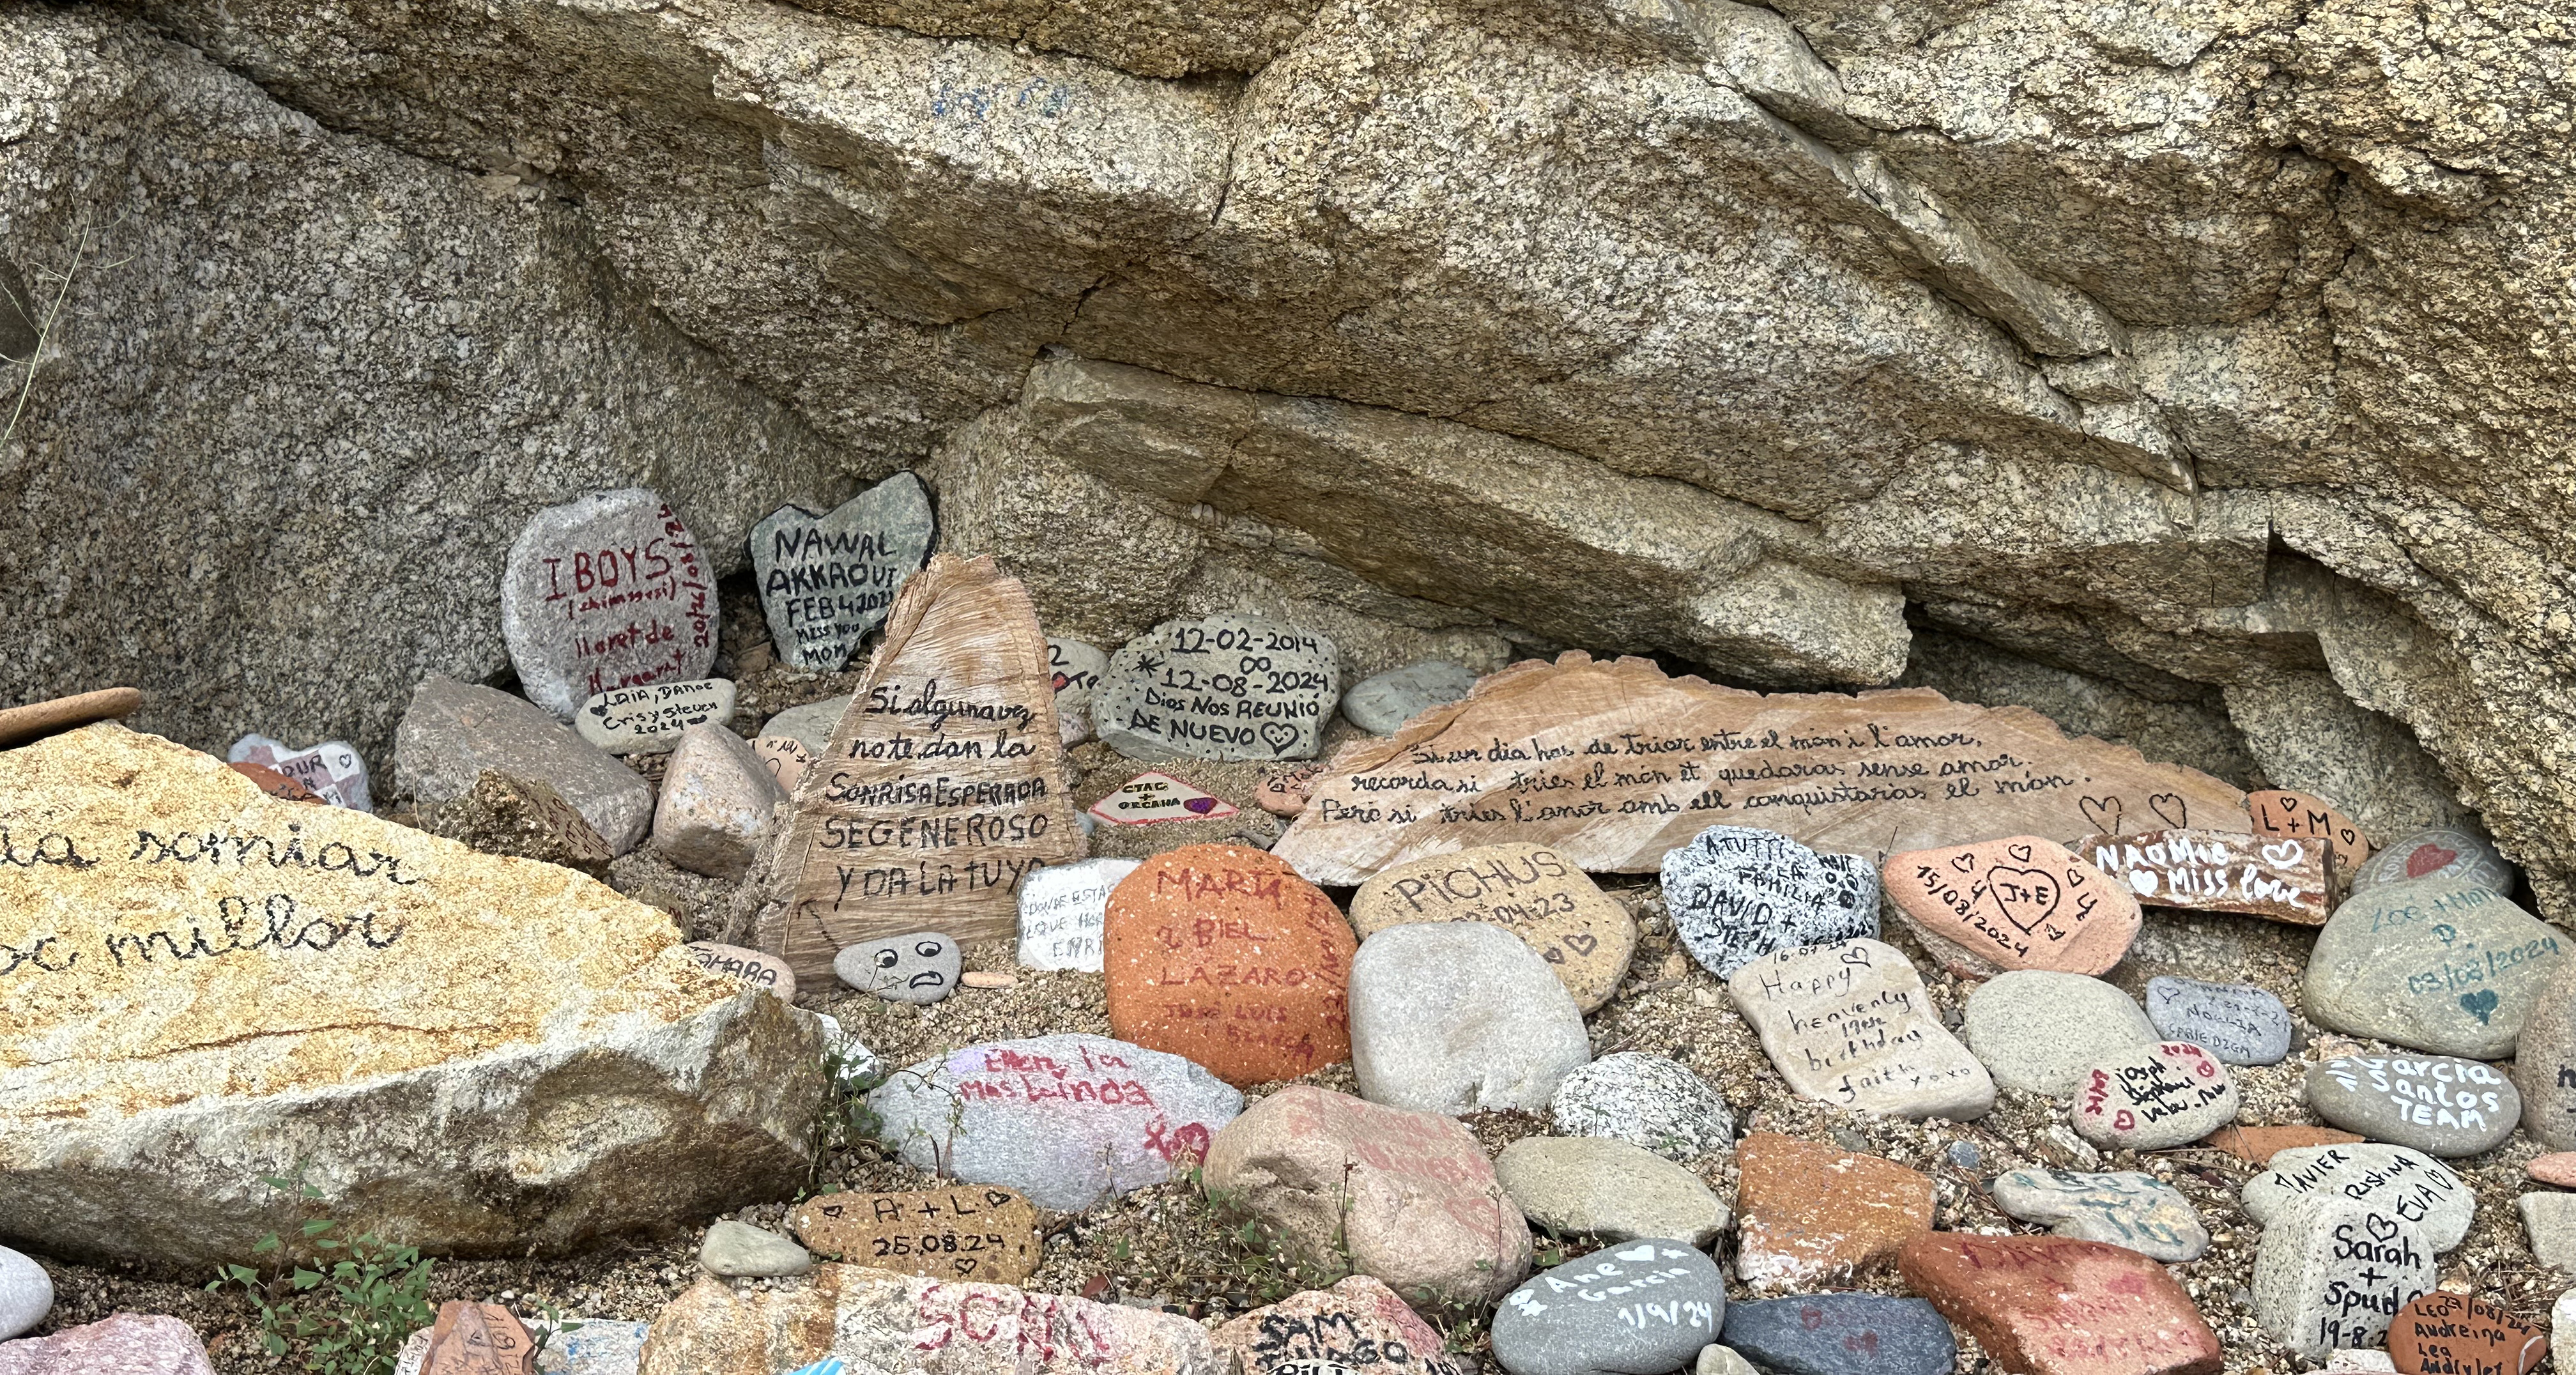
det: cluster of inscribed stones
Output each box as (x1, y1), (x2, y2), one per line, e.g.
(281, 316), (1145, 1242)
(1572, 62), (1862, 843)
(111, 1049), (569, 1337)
(9, 472), (2576, 1375)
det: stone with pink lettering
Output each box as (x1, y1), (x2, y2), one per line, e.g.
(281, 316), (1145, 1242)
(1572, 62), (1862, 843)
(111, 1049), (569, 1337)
(501, 488), (716, 720)
(228, 733), (372, 810)
(867, 1033), (1243, 1212)
(2069, 1041), (2239, 1151)
(2076, 826), (2330, 925)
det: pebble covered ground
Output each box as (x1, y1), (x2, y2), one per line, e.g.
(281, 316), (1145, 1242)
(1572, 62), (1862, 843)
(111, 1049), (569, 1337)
(16, 577), (2572, 1374)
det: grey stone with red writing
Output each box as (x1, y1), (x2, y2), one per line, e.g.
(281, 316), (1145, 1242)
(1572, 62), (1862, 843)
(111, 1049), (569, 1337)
(1096, 617), (1340, 763)
(1988, 1169), (2208, 1262)
(2069, 1041), (2239, 1151)
(2251, 1194), (2435, 1361)
(867, 1033), (1243, 1212)
(1719, 1295), (1954, 1375)
(227, 734), (372, 810)
(1343, 661), (1479, 736)
(1960, 971), (2158, 1098)
(749, 473), (936, 673)
(2351, 827), (2515, 898)
(2239, 1144), (2472, 1252)
(2305, 877), (2566, 1059)
(1492, 1241), (1725, 1375)
(392, 674), (654, 855)
(1349, 921), (1591, 1114)
(2306, 1054), (2520, 1157)
(1662, 826), (1877, 978)
(835, 931), (962, 1005)
(501, 488), (717, 720)
(1549, 1053), (1735, 1162)
(2145, 976), (2292, 1066)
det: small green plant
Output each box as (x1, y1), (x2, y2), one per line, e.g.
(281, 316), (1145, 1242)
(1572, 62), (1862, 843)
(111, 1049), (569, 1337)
(808, 1038), (894, 1190)
(525, 1298), (583, 1362)
(208, 1174), (437, 1375)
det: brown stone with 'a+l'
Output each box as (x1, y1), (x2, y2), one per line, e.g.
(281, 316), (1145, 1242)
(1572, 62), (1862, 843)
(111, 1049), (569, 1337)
(1883, 836), (2139, 976)
(422, 1301), (537, 1375)
(2248, 789), (2372, 875)
(229, 762), (320, 803)
(2200, 1125), (2366, 1167)
(787, 1185), (1042, 1285)
(2388, 1292), (2548, 1375)
(1733, 1132), (1935, 1291)
(1103, 844), (1356, 1087)
(1898, 1233), (2221, 1375)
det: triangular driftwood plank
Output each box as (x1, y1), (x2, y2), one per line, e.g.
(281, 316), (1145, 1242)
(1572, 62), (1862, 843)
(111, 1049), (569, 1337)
(760, 555), (1080, 976)
(1271, 652), (2249, 885)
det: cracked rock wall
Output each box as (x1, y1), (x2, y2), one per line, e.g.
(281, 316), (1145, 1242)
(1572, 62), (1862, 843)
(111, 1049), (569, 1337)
(3, 0), (2571, 918)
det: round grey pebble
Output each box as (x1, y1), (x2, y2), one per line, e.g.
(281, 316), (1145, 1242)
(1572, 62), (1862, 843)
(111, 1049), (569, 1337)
(2145, 975), (2292, 1066)
(1493, 1240), (1725, 1375)
(2305, 1054), (2519, 1156)
(698, 1220), (813, 1277)
(1342, 660), (1479, 735)
(1550, 1053), (1735, 1160)
(834, 930), (961, 1004)
(0, 1245), (51, 1341)
(1496, 1137), (1733, 1247)
(1351, 922), (1592, 1114)
(2304, 878), (2565, 1059)
(1962, 971), (2158, 1096)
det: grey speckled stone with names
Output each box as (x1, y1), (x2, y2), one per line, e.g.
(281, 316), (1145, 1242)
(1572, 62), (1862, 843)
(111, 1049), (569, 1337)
(1664, 825), (1877, 978)
(2239, 1143), (2471, 1252)
(749, 473), (935, 672)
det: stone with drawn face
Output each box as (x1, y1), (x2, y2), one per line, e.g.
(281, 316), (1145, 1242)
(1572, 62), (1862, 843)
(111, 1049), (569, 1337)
(834, 932), (961, 1005)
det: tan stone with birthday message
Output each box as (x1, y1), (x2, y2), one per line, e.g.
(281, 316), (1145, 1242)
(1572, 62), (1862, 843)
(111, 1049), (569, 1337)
(1272, 653), (2247, 884)
(1883, 837), (2138, 976)
(0, 725), (822, 1268)
(2077, 827), (2331, 925)
(2249, 789), (2371, 875)
(788, 1185), (1041, 1284)
(1104, 845), (1356, 1087)
(1349, 843), (1636, 1011)
(760, 555), (1082, 978)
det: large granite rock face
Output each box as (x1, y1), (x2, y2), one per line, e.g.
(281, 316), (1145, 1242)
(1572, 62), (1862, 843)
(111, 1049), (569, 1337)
(0, 726), (822, 1267)
(0, 6), (846, 764)
(19, 0), (2576, 919)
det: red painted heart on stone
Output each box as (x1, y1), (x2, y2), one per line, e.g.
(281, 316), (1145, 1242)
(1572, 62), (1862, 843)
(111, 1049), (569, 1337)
(2407, 844), (2460, 878)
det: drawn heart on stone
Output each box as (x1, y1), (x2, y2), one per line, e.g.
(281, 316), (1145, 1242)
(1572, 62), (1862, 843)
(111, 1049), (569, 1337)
(2080, 795), (2122, 834)
(2460, 989), (2499, 1025)
(1982, 866), (2064, 935)
(2366, 1213), (2399, 1243)
(2409, 844), (2460, 879)
(2129, 871), (2158, 897)
(1950, 853), (1977, 873)
(2148, 793), (2188, 827)
(1615, 1243), (1659, 1263)
(2007, 843), (2034, 864)
(1184, 797), (1218, 815)
(2260, 840), (2304, 868)
(1563, 933), (1598, 956)
(1543, 948), (1566, 965)
(1259, 722), (1303, 753)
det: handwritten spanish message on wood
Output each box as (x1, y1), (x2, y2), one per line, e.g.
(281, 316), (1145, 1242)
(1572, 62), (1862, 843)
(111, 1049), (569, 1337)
(1271, 654), (2249, 883)
(761, 556), (1080, 975)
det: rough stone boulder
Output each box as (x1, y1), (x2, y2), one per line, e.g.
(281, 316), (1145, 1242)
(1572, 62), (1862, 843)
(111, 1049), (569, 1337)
(0, 726), (823, 1268)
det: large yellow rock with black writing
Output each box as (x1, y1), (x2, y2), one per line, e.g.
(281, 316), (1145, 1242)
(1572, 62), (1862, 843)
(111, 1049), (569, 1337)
(0, 725), (821, 1266)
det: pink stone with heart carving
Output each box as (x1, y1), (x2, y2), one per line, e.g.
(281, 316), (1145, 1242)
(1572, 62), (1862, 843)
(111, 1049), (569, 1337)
(1883, 836), (2140, 976)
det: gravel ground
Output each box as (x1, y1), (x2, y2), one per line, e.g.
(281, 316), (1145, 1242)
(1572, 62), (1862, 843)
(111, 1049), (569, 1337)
(20, 585), (2570, 1374)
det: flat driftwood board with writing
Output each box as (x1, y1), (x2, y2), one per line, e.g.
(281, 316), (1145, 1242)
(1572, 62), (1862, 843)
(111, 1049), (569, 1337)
(1271, 652), (2249, 884)
(761, 555), (1080, 975)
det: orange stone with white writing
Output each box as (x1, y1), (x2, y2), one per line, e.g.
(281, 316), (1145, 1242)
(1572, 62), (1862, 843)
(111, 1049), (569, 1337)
(422, 1301), (537, 1375)
(2249, 789), (2371, 875)
(788, 1185), (1042, 1284)
(1899, 1234), (2221, 1375)
(2389, 1292), (2549, 1375)
(1883, 836), (2138, 976)
(1733, 1133), (1934, 1291)
(1104, 845), (1356, 1087)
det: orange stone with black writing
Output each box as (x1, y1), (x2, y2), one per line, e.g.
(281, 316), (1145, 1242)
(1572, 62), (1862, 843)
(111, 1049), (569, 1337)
(1883, 836), (2139, 976)
(787, 1185), (1041, 1284)
(2250, 789), (2371, 875)
(1104, 845), (1356, 1087)
(228, 762), (321, 803)
(1734, 1133), (1934, 1291)
(1899, 1234), (2221, 1375)
(422, 1301), (537, 1375)
(2389, 1292), (2548, 1375)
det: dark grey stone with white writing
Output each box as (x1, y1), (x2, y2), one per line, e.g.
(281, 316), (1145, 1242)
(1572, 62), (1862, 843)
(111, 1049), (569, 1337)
(2306, 1055), (2520, 1157)
(750, 472), (935, 672)
(2239, 1144), (2472, 1252)
(1342, 661), (1480, 735)
(1492, 1240), (1724, 1375)
(1550, 1053), (1736, 1161)
(834, 932), (962, 1005)
(2350, 827), (2515, 898)
(1721, 1295), (1954, 1375)
(2305, 877), (2566, 1059)
(1661, 826), (1878, 978)
(500, 488), (717, 719)
(2251, 1194), (2434, 1361)
(1096, 617), (1340, 763)
(392, 673), (654, 854)
(2145, 976), (2292, 1066)
(1989, 1169), (2208, 1261)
